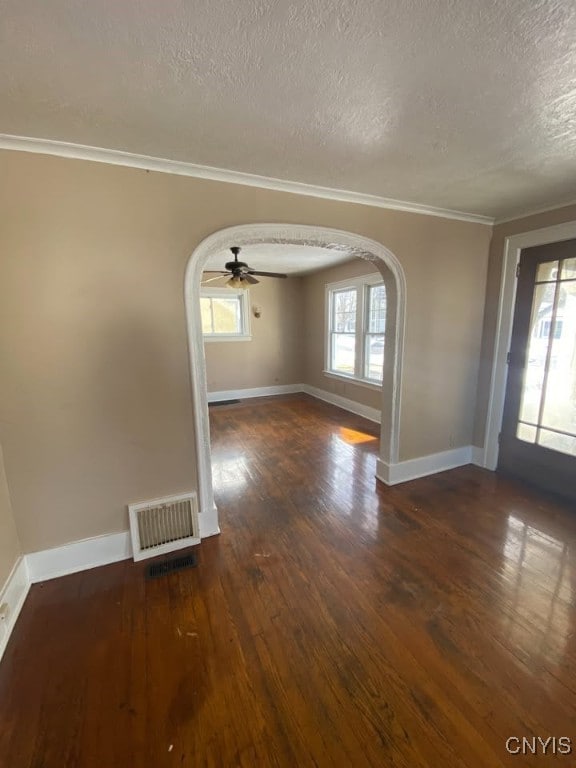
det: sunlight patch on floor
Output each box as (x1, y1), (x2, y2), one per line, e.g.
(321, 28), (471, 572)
(338, 426), (377, 444)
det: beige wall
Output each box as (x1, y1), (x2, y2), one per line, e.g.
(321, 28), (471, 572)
(0, 149), (490, 552)
(473, 203), (576, 447)
(0, 442), (21, 589)
(204, 277), (304, 392)
(302, 258), (382, 410)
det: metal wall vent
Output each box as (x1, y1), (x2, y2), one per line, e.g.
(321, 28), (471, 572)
(128, 492), (200, 561)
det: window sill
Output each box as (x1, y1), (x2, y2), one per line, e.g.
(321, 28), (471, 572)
(323, 371), (382, 391)
(203, 335), (252, 343)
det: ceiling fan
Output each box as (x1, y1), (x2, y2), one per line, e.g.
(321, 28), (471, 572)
(202, 247), (287, 288)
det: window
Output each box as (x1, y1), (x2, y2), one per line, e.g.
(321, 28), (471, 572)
(537, 318), (563, 340)
(200, 288), (251, 341)
(326, 275), (386, 385)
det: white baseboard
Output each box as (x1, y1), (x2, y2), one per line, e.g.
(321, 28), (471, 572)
(198, 504), (220, 539)
(26, 531), (132, 584)
(300, 384), (381, 424)
(207, 384), (302, 402)
(471, 446), (485, 468)
(0, 556), (30, 663)
(25, 500), (221, 585)
(376, 446), (474, 485)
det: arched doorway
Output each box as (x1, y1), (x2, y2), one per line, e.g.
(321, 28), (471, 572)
(184, 224), (406, 536)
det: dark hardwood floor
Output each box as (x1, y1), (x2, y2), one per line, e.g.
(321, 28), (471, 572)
(1, 394), (576, 767)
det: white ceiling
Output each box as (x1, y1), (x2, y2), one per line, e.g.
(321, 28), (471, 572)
(2, 0), (576, 220)
(204, 244), (354, 276)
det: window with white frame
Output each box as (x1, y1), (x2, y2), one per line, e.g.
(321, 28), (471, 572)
(200, 288), (251, 341)
(326, 275), (386, 384)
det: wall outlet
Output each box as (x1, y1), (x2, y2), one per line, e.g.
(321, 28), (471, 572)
(0, 602), (9, 621)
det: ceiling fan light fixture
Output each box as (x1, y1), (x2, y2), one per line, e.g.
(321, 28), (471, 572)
(226, 274), (245, 289)
(213, 246), (287, 288)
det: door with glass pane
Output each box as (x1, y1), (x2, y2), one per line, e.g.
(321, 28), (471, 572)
(499, 240), (576, 501)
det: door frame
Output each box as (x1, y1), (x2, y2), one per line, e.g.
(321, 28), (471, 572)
(483, 220), (576, 470)
(184, 223), (407, 535)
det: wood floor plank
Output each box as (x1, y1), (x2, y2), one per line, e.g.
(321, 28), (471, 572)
(1, 393), (576, 767)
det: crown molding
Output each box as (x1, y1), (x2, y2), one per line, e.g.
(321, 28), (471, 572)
(0, 134), (493, 226)
(494, 197), (576, 226)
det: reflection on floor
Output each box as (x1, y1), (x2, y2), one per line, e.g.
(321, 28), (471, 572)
(1, 394), (575, 767)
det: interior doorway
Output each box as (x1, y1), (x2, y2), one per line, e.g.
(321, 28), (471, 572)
(184, 224), (406, 536)
(499, 239), (576, 500)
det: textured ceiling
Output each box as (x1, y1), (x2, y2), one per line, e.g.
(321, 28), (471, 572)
(2, 0), (576, 219)
(204, 244), (354, 276)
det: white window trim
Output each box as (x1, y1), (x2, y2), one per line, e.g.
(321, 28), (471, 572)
(325, 273), (385, 386)
(200, 287), (251, 342)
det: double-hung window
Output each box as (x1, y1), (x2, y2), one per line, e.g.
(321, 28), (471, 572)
(326, 275), (386, 385)
(200, 288), (251, 341)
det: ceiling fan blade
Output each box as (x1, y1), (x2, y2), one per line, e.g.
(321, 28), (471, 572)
(202, 273), (230, 284)
(242, 274), (259, 284)
(247, 270), (288, 278)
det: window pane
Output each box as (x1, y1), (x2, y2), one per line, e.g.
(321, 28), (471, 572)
(211, 297), (241, 333)
(516, 423), (536, 443)
(561, 257), (576, 279)
(331, 333), (355, 375)
(368, 284), (386, 333)
(200, 297), (214, 334)
(201, 294), (243, 335)
(365, 334), (384, 380)
(518, 283), (554, 424)
(537, 429), (576, 457)
(536, 261), (559, 283)
(333, 290), (357, 332)
(539, 283), (576, 439)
